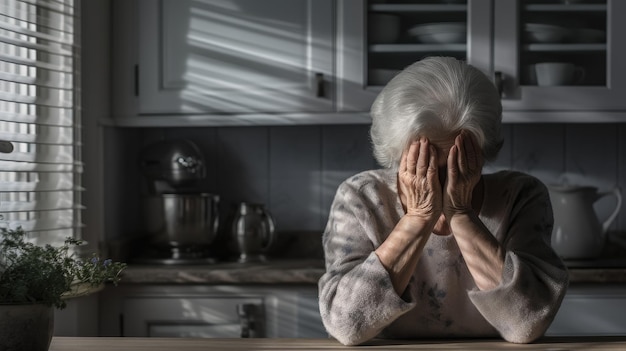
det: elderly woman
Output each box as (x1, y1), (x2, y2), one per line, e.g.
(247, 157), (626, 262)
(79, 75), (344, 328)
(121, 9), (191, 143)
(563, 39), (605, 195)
(318, 57), (569, 346)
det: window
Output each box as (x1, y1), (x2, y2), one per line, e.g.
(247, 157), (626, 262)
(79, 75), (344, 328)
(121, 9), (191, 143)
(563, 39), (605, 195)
(0, 0), (81, 246)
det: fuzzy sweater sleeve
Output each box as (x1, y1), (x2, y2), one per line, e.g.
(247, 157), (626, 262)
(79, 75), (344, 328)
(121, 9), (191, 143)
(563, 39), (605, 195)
(318, 172), (569, 345)
(467, 176), (569, 343)
(318, 178), (415, 345)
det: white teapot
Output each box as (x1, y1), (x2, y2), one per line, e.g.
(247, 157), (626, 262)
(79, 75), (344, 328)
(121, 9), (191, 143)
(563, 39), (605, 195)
(548, 185), (622, 259)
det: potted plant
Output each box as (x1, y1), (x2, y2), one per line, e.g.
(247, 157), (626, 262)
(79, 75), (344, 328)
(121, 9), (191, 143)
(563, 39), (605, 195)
(0, 226), (126, 351)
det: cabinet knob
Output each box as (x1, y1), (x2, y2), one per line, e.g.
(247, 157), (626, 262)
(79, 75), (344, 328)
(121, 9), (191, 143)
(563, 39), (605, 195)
(315, 73), (325, 98)
(0, 140), (13, 154)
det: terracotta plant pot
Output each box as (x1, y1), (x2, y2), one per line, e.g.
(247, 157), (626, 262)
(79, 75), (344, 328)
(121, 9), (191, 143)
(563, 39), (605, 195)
(0, 303), (54, 351)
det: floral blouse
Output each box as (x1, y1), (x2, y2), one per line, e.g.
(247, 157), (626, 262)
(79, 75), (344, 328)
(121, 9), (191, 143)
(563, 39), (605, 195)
(318, 169), (569, 345)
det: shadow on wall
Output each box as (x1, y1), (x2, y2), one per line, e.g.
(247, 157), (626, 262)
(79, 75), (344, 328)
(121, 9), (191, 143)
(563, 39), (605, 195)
(172, 0), (333, 113)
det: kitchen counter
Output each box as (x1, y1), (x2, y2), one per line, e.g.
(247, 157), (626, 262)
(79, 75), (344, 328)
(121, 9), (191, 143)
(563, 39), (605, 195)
(568, 267), (626, 283)
(49, 336), (626, 350)
(119, 259), (626, 284)
(120, 259), (325, 284)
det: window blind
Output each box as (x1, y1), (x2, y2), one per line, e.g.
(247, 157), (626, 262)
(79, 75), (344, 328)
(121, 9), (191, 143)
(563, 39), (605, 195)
(0, 0), (82, 246)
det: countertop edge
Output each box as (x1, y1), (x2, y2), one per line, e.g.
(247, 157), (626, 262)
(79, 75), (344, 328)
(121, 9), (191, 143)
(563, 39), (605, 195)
(119, 259), (325, 284)
(567, 267), (626, 284)
(116, 260), (626, 285)
(48, 336), (626, 350)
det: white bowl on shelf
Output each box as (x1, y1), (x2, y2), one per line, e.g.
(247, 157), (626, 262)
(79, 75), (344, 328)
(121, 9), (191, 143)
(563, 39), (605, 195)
(524, 23), (569, 43)
(407, 22), (466, 44)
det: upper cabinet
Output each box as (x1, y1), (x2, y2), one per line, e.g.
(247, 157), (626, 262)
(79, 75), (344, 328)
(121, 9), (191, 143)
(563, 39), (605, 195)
(495, 0), (626, 114)
(112, 0), (334, 120)
(337, 0), (626, 121)
(111, 0), (626, 125)
(337, 0), (493, 112)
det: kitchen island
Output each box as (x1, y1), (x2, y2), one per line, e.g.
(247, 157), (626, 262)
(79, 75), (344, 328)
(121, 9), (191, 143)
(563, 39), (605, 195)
(49, 336), (626, 350)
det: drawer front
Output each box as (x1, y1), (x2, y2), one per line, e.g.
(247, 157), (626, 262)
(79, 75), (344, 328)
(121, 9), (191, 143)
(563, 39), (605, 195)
(123, 296), (265, 337)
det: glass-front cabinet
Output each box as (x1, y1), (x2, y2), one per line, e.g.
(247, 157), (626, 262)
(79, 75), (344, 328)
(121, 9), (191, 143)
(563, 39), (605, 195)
(495, 0), (626, 114)
(337, 0), (626, 121)
(337, 0), (492, 112)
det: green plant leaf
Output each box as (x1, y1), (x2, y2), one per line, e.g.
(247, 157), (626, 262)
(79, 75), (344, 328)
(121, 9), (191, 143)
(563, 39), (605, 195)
(0, 227), (126, 309)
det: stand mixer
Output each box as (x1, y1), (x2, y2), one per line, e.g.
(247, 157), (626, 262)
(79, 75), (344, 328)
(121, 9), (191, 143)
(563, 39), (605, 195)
(137, 139), (220, 264)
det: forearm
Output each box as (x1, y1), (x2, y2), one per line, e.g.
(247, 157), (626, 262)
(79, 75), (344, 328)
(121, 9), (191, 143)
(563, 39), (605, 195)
(319, 250), (418, 345)
(468, 252), (569, 343)
(451, 213), (504, 291)
(375, 215), (433, 294)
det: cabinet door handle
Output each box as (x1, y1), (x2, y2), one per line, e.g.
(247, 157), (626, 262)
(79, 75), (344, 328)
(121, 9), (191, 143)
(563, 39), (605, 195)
(0, 140), (13, 153)
(494, 71), (504, 97)
(315, 73), (325, 98)
(237, 303), (256, 338)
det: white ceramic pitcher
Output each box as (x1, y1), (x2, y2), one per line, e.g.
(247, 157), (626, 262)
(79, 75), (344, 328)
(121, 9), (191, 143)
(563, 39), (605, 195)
(548, 185), (622, 259)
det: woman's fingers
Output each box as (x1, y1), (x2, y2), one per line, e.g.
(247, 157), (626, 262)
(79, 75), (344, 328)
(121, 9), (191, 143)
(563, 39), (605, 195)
(455, 133), (466, 173)
(447, 143), (459, 183)
(405, 138), (432, 176)
(428, 144), (438, 179)
(416, 138), (430, 177)
(405, 141), (419, 175)
(464, 130), (480, 170)
(453, 131), (483, 175)
(398, 137), (443, 221)
(401, 137), (439, 191)
(401, 138), (442, 189)
(399, 145), (407, 173)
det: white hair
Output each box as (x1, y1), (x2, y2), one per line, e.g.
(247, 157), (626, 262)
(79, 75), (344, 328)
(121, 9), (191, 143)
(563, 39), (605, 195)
(370, 57), (503, 169)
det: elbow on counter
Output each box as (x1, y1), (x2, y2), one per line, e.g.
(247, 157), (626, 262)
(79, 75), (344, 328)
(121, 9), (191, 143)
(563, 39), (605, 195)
(499, 296), (567, 345)
(318, 290), (382, 346)
(498, 321), (548, 345)
(318, 301), (375, 346)
(492, 289), (568, 344)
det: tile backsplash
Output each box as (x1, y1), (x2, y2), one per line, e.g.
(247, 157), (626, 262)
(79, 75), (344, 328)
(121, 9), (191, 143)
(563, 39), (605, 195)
(105, 123), (626, 247)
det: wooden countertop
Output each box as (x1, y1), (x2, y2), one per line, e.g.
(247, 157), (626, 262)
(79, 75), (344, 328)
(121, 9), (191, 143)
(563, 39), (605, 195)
(49, 336), (626, 350)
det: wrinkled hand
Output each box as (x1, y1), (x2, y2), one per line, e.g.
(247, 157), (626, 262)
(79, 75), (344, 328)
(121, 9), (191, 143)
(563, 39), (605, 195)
(443, 131), (484, 219)
(398, 138), (442, 224)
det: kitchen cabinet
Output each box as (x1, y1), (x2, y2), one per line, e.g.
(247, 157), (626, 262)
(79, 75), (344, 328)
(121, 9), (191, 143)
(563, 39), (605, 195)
(112, 0), (626, 126)
(99, 282), (626, 338)
(122, 296), (266, 337)
(337, 0), (626, 121)
(547, 284), (626, 336)
(337, 0), (492, 112)
(99, 285), (327, 338)
(111, 0), (335, 123)
(494, 0), (626, 114)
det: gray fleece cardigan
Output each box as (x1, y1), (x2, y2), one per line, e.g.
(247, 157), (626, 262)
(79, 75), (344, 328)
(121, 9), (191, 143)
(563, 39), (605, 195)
(318, 169), (569, 346)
